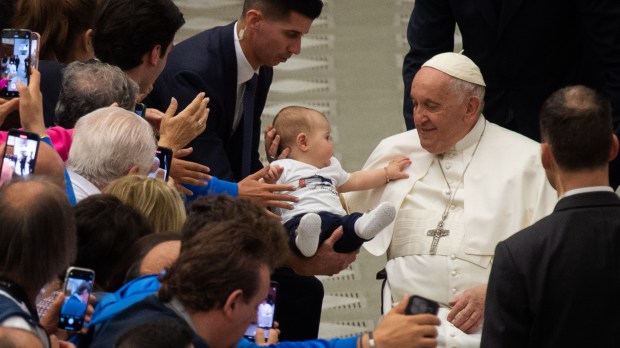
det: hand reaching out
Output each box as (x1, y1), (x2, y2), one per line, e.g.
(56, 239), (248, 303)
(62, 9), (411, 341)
(264, 125), (290, 162)
(158, 93), (209, 151)
(385, 156), (412, 182)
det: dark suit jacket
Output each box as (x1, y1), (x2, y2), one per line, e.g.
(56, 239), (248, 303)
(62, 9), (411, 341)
(482, 191), (620, 348)
(144, 22), (273, 182)
(402, 0), (620, 141)
(39, 60), (65, 127)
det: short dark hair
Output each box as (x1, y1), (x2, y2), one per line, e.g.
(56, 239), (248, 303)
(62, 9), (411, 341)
(539, 85), (613, 171)
(181, 195), (272, 241)
(55, 61), (139, 128)
(0, 178), (76, 291)
(242, 0), (323, 21)
(93, 0), (185, 70)
(74, 194), (152, 291)
(115, 318), (193, 348)
(160, 200), (288, 312)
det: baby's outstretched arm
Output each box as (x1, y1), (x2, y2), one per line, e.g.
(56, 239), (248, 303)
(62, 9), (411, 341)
(338, 156), (412, 193)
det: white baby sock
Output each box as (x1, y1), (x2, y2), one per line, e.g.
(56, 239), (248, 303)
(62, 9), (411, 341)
(354, 202), (396, 240)
(295, 213), (322, 257)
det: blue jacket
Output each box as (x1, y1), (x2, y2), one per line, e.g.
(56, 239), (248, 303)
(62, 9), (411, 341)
(83, 274), (358, 348)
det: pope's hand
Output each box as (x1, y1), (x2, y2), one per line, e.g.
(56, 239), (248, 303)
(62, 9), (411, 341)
(447, 284), (486, 333)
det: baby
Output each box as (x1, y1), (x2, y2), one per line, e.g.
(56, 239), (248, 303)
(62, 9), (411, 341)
(265, 106), (411, 257)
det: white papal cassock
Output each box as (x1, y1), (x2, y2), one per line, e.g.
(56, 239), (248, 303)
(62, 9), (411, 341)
(346, 116), (557, 348)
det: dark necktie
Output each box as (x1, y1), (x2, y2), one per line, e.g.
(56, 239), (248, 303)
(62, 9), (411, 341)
(241, 74), (258, 178)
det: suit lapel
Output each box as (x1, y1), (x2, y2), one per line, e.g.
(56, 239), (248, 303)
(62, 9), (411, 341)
(220, 22), (239, 137)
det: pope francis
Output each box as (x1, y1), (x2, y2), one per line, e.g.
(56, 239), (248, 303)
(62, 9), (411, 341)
(346, 52), (557, 347)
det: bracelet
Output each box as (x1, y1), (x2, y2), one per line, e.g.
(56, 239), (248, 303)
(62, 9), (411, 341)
(368, 331), (376, 348)
(383, 167), (390, 184)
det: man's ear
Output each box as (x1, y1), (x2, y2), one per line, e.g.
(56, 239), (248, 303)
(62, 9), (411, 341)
(127, 165), (141, 175)
(222, 289), (244, 317)
(540, 143), (554, 171)
(296, 133), (309, 152)
(464, 95), (481, 123)
(609, 134), (619, 162)
(83, 29), (94, 57)
(245, 9), (262, 30)
(148, 45), (163, 66)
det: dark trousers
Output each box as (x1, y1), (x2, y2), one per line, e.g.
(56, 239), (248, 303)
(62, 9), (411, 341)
(271, 267), (324, 341)
(284, 211), (365, 254)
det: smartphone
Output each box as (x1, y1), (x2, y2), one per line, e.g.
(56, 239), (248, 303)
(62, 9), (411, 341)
(405, 295), (439, 315)
(244, 281), (278, 341)
(58, 267), (95, 332)
(0, 129), (40, 177)
(1, 29), (31, 98)
(147, 146), (173, 181)
(134, 103), (146, 118)
(30, 32), (40, 70)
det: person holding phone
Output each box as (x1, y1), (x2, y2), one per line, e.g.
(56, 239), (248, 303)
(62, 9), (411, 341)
(0, 178), (77, 348)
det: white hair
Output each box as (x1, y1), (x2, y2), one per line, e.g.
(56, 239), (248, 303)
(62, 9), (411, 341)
(67, 107), (157, 189)
(450, 78), (486, 116)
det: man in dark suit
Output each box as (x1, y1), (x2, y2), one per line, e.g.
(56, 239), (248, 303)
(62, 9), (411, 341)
(481, 85), (620, 347)
(144, 3), (343, 340)
(401, 0), (620, 141)
(145, 0), (323, 182)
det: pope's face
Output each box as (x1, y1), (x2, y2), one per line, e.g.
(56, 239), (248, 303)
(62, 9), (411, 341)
(251, 12), (313, 67)
(411, 67), (473, 155)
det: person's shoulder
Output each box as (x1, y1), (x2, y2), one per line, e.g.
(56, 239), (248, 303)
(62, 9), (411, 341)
(173, 22), (235, 53)
(89, 295), (176, 348)
(485, 121), (540, 149)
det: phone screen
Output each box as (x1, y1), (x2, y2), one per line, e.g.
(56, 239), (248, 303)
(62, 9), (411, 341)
(244, 281), (278, 340)
(30, 32), (40, 70)
(134, 103), (146, 118)
(0, 129), (40, 177)
(58, 267), (95, 332)
(405, 295), (439, 315)
(148, 146), (173, 181)
(1, 29), (31, 98)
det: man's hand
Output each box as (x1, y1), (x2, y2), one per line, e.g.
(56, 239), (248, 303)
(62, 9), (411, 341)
(158, 94), (209, 152)
(287, 227), (358, 276)
(254, 324), (280, 346)
(237, 165), (297, 218)
(144, 107), (164, 135)
(264, 125), (290, 162)
(16, 68), (45, 136)
(41, 293), (96, 339)
(169, 147), (211, 189)
(447, 284), (486, 333)
(372, 295), (440, 348)
(0, 98), (19, 127)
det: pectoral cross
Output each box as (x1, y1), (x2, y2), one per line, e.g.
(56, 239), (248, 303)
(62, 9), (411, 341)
(427, 221), (450, 255)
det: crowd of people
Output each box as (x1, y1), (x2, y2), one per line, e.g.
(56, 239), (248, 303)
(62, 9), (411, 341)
(0, 0), (619, 347)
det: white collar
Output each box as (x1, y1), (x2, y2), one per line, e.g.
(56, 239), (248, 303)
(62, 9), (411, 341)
(562, 186), (613, 198)
(233, 21), (259, 85)
(447, 115), (487, 154)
